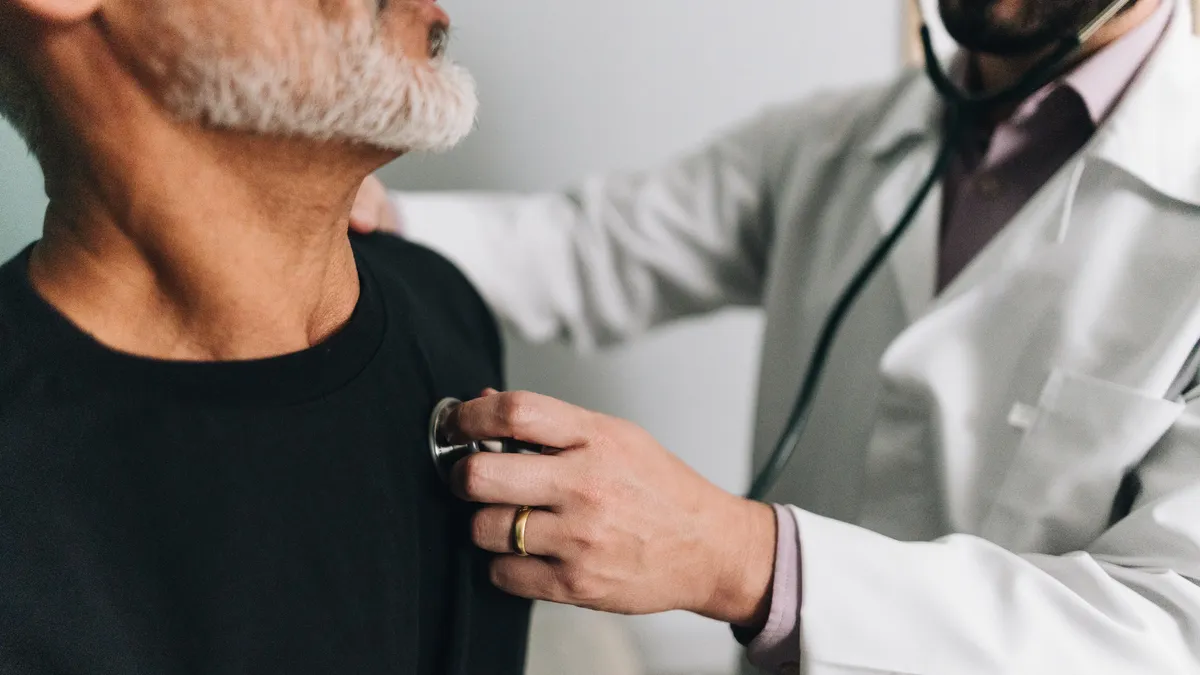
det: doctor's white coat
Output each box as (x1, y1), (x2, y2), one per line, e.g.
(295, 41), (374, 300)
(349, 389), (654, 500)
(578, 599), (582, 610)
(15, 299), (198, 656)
(403, 4), (1200, 673)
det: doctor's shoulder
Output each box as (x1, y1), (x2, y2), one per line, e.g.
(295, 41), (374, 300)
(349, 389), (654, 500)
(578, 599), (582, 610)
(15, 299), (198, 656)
(746, 70), (925, 177)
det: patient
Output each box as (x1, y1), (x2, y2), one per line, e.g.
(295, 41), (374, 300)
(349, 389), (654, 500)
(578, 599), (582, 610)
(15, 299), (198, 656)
(0, 1), (528, 673)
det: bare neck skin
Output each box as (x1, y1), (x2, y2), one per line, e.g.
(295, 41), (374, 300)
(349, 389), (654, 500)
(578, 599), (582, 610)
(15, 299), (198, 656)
(24, 21), (395, 362)
(973, 0), (1161, 97)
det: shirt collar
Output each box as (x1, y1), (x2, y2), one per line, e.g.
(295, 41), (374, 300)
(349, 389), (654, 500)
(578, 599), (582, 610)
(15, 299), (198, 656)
(1055, 0), (1174, 125)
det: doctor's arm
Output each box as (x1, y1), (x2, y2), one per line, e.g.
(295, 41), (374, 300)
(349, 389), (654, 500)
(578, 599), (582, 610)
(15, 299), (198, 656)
(363, 109), (795, 350)
(449, 391), (1200, 675)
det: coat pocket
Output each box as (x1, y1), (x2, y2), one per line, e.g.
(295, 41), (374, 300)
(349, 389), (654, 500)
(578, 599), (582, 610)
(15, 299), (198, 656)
(980, 369), (1184, 554)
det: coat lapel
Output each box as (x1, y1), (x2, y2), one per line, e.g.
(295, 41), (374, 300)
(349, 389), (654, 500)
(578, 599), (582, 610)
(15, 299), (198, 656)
(863, 73), (944, 323)
(869, 143), (943, 322)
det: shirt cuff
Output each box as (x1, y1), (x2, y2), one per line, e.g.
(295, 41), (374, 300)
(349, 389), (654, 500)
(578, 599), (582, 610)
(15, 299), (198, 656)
(735, 503), (802, 672)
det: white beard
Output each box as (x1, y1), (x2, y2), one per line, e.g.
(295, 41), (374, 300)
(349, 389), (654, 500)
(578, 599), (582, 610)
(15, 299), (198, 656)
(155, 12), (478, 153)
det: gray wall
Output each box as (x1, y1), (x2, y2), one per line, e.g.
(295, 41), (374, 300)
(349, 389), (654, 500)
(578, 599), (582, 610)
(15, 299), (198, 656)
(0, 2), (918, 673)
(0, 124), (47, 257)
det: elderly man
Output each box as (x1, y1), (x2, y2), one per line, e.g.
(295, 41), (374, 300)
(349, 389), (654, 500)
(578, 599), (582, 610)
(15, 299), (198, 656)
(0, 1), (528, 673)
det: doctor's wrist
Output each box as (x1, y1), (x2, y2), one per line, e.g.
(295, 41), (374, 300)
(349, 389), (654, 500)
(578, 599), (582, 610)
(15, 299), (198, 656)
(696, 496), (777, 629)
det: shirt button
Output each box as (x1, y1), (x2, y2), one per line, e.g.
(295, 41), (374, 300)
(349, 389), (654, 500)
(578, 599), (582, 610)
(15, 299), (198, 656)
(976, 175), (1001, 197)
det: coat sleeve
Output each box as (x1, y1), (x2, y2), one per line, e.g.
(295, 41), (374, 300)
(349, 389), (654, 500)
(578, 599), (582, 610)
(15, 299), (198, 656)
(398, 107), (797, 350)
(789, 397), (1200, 675)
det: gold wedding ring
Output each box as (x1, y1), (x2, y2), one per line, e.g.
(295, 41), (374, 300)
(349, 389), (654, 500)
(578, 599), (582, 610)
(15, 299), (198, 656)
(512, 505), (534, 557)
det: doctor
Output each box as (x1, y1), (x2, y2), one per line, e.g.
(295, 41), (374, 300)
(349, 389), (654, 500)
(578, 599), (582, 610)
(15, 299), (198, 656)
(356, 1), (1200, 673)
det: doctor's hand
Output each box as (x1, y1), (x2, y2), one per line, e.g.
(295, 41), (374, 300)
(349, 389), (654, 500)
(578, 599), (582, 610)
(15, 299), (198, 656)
(349, 175), (403, 234)
(449, 391), (778, 628)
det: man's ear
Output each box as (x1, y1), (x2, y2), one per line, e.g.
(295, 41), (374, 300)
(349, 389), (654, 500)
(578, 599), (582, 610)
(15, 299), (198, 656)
(7, 0), (101, 24)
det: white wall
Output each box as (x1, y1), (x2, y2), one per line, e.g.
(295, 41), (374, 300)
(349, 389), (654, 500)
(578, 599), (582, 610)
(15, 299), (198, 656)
(0, 125), (47, 257)
(377, 2), (904, 673)
(0, 3), (909, 673)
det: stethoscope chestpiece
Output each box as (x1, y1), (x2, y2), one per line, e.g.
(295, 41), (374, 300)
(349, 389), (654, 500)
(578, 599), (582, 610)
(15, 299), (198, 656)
(429, 397), (473, 482)
(428, 397), (548, 483)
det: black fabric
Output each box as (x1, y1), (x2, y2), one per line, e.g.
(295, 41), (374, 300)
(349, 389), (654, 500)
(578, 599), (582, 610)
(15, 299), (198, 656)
(0, 234), (530, 675)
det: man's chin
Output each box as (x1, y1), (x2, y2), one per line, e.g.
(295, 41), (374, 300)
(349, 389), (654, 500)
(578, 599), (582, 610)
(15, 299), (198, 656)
(938, 0), (1109, 57)
(952, 35), (1064, 56)
(150, 8), (479, 160)
(940, 19), (1068, 56)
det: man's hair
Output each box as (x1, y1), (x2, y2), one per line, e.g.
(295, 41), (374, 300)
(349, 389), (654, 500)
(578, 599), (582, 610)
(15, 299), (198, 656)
(0, 51), (45, 158)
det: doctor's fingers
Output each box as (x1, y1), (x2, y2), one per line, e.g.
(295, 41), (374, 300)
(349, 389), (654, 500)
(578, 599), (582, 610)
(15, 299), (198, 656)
(452, 391), (600, 450)
(451, 452), (578, 506)
(472, 505), (567, 557)
(489, 555), (563, 604)
(490, 555), (629, 610)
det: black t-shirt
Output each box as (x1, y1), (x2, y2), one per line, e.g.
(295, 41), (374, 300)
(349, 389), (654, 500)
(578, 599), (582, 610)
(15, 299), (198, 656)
(0, 234), (530, 675)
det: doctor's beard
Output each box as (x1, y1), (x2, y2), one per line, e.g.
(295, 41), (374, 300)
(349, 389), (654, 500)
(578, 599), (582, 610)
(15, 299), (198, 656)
(939, 0), (1142, 55)
(140, 3), (478, 153)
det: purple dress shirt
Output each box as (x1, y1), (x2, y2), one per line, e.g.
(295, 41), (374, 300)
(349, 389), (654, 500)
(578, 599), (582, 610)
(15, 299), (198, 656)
(743, 4), (1173, 672)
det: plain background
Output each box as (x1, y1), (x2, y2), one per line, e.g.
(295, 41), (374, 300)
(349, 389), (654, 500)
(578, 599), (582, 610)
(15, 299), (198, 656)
(0, 2), (949, 673)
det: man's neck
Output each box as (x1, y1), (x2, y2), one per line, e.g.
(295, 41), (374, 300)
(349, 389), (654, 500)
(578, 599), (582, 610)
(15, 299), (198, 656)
(974, 0), (1162, 93)
(29, 131), (386, 362)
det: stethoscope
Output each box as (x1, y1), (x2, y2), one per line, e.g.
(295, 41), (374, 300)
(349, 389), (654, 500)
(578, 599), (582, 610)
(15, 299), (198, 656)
(428, 397), (546, 483)
(429, 0), (1137, 501)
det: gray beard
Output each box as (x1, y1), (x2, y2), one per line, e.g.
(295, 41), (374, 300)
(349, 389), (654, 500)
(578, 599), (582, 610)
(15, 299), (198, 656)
(151, 9), (478, 153)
